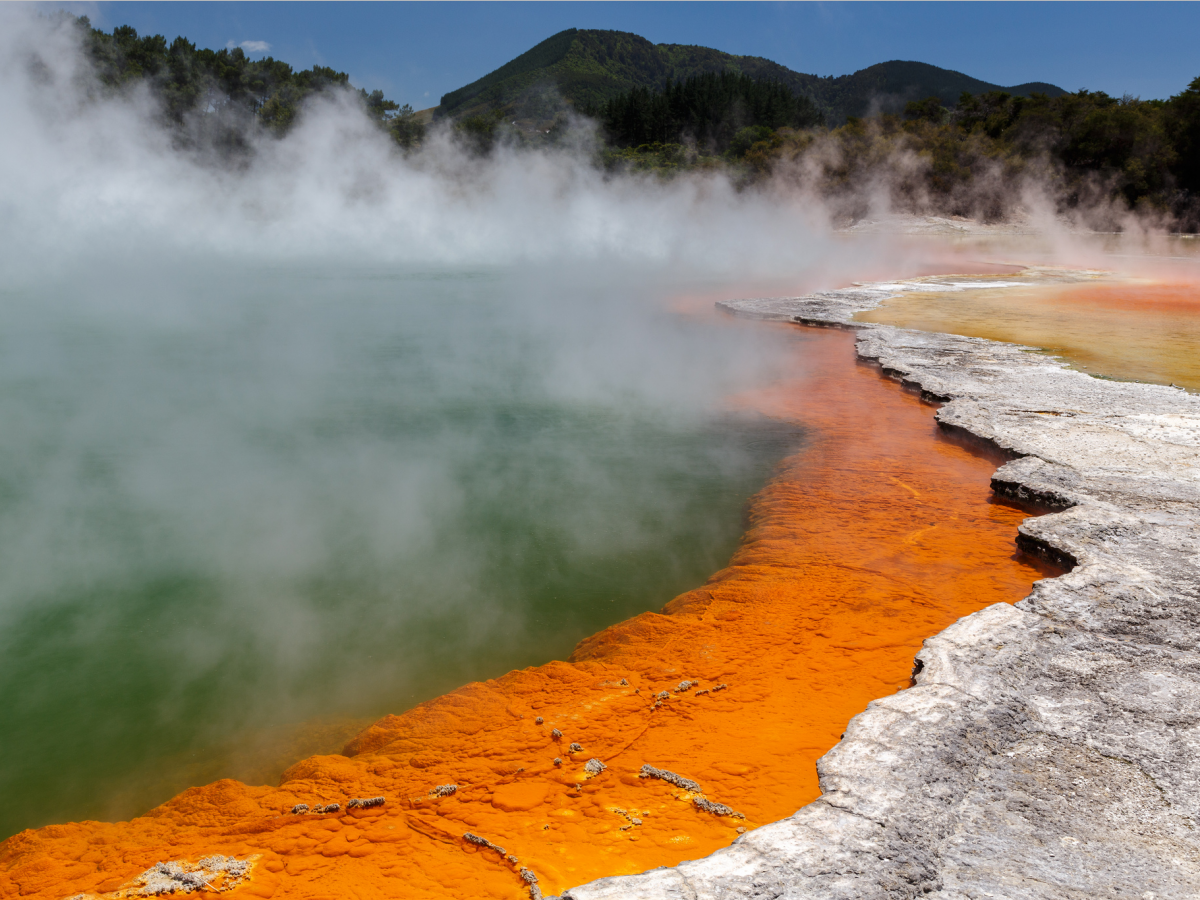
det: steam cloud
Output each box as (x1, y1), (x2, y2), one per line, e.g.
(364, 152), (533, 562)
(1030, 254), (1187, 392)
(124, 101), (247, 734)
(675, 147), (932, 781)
(0, 10), (846, 282)
(9, 3), (1192, 843)
(0, 8), (970, 838)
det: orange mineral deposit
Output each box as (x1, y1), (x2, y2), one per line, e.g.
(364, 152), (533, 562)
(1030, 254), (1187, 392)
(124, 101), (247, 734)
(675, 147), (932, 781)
(0, 326), (1058, 900)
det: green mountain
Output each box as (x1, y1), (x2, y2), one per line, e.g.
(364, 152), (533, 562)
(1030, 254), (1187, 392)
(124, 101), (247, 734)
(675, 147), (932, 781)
(821, 60), (1064, 121)
(438, 28), (1065, 125)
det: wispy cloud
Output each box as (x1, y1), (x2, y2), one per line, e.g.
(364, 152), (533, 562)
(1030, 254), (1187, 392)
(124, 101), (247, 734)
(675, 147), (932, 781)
(225, 39), (271, 54)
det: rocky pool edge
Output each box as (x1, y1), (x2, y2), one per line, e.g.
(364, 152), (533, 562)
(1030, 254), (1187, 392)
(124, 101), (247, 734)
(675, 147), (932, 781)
(562, 279), (1200, 899)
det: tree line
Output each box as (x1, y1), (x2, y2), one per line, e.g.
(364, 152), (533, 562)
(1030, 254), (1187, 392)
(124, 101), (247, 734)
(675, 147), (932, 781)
(768, 82), (1200, 229)
(946, 85), (1200, 214)
(53, 16), (1200, 229)
(597, 68), (1200, 230)
(72, 15), (424, 153)
(593, 71), (824, 152)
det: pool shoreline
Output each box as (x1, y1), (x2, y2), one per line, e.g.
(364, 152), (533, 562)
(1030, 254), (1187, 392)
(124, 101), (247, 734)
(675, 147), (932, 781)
(0, 311), (1055, 900)
(564, 277), (1200, 898)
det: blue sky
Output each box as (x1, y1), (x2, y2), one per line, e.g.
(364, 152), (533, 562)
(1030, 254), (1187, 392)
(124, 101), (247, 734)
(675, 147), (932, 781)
(45, 2), (1200, 109)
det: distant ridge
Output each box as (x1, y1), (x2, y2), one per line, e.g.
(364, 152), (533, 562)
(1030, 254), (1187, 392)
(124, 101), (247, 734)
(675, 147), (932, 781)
(438, 28), (1066, 124)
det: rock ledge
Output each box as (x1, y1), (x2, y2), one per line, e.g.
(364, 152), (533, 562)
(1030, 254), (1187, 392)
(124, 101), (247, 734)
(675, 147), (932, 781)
(563, 278), (1200, 900)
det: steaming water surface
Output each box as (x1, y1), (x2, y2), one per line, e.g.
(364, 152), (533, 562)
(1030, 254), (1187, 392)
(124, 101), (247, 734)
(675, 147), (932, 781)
(0, 262), (803, 839)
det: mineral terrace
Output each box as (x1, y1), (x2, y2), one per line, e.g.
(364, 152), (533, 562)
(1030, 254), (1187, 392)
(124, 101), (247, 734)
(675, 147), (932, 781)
(564, 275), (1200, 899)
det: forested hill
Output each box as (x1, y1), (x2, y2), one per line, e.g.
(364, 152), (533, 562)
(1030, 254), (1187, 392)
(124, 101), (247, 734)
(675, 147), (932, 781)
(817, 60), (1063, 123)
(437, 28), (1065, 124)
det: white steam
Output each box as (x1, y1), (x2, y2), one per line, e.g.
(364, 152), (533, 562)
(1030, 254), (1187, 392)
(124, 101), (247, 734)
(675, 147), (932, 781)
(13, 4), (1183, 839)
(0, 8), (884, 836)
(0, 9), (849, 283)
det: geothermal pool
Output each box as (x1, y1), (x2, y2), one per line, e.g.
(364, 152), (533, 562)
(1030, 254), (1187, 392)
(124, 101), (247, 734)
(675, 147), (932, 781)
(9, 234), (1188, 899)
(0, 264), (804, 841)
(0, 313), (1059, 900)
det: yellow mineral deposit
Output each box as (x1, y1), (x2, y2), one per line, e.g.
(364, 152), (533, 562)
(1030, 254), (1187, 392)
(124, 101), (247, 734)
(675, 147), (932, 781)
(857, 272), (1200, 390)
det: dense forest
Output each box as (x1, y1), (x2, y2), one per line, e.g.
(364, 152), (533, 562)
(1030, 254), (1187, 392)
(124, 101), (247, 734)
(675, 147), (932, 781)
(73, 15), (424, 153)
(764, 83), (1200, 229)
(594, 72), (823, 151)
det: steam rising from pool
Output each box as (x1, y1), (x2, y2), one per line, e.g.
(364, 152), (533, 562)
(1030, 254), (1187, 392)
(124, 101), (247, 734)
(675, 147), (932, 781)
(0, 10), (850, 280)
(3, 2), (1189, 846)
(0, 9), (876, 838)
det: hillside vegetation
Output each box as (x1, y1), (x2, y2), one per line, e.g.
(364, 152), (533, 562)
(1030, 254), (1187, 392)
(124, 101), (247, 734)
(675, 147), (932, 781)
(73, 15), (425, 152)
(46, 16), (1200, 231)
(437, 28), (1064, 125)
(739, 84), (1200, 229)
(596, 71), (824, 150)
(441, 27), (1199, 230)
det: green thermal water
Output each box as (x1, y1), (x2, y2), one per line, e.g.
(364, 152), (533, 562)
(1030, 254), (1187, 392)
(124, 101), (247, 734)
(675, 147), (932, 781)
(0, 263), (802, 839)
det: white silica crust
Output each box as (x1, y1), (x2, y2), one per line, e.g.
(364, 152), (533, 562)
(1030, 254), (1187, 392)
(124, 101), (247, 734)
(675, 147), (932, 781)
(561, 275), (1200, 900)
